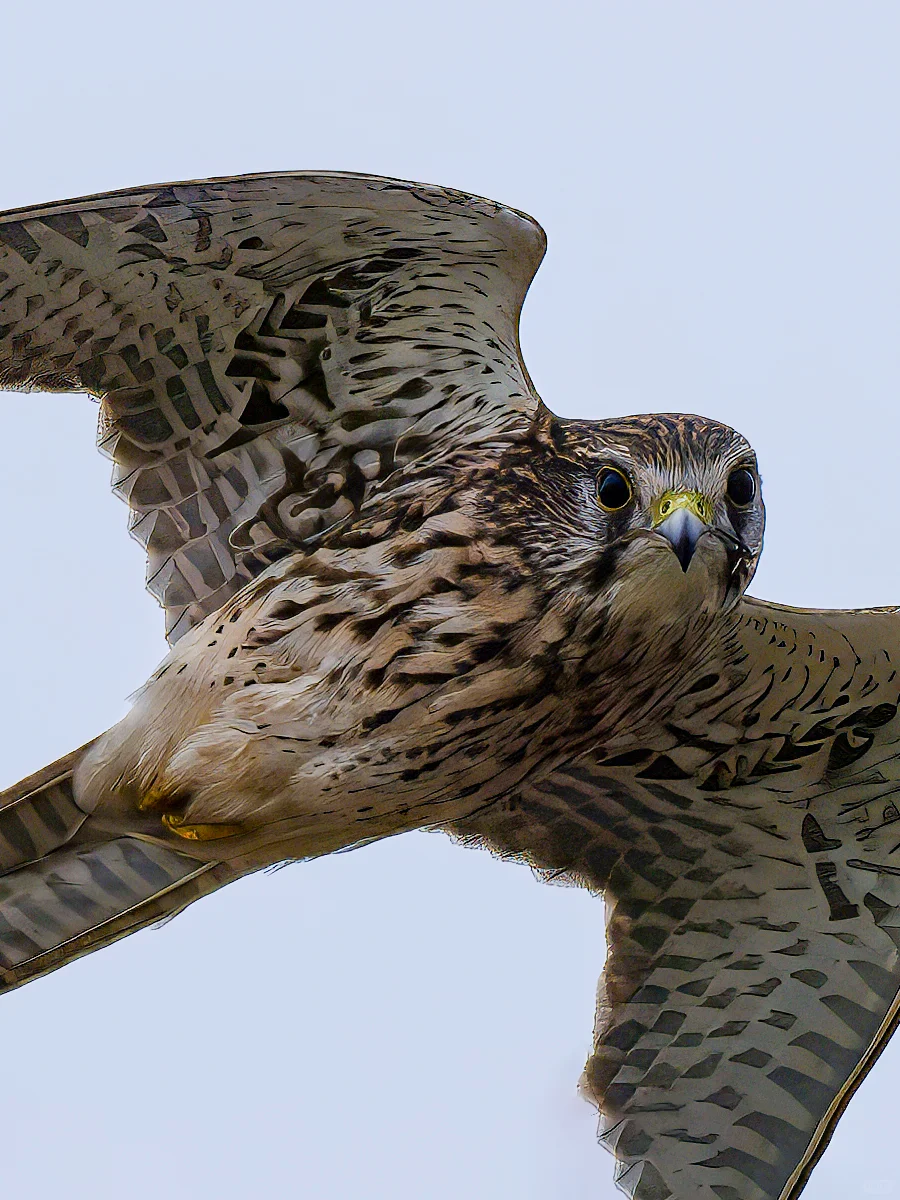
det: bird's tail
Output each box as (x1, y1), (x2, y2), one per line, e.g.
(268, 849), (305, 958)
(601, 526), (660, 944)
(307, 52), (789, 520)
(0, 741), (239, 994)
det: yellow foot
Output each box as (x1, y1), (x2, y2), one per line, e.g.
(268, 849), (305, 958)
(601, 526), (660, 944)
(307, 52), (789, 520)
(161, 812), (243, 841)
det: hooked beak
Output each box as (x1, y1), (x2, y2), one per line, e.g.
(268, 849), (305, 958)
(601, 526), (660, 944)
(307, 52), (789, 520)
(651, 491), (713, 572)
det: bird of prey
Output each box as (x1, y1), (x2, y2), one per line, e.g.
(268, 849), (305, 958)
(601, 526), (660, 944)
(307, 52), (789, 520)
(0, 171), (897, 1200)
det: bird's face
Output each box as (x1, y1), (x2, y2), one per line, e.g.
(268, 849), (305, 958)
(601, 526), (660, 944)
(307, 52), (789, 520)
(523, 409), (765, 618)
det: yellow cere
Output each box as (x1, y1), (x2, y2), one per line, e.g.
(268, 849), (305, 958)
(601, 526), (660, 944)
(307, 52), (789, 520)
(651, 490), (715, 528)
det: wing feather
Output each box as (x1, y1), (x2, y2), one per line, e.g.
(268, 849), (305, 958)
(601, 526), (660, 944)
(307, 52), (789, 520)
(0, 172), (545, 639)
(453, 600), (900, 1200)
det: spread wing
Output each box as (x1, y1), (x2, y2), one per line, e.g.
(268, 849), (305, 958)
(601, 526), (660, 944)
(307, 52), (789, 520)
(0, 172), (544, 641)
(455, 599), (900, 1200)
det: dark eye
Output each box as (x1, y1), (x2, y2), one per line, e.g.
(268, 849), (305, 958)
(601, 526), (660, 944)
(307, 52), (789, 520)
(597, 467), (633, 511)
(726, 467), (756, 507)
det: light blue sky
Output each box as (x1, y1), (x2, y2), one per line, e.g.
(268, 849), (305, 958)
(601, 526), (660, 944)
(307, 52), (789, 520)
(1, 3), (899, 1196)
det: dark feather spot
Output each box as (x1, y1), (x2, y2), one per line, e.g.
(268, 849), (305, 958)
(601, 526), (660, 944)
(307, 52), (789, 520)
(314, 613), (347, 634)
(362, 708), (401, 731)
(687, 673), (720, 694)
(268, 600), (305, 621)
(636, 755), (692, 781)
(828, 731), (874, 771)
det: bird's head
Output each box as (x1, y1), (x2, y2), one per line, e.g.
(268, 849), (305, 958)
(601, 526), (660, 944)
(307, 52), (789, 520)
(510, 407), (765, 622)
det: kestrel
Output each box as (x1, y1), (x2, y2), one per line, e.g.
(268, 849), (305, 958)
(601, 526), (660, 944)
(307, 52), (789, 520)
(1, 172), (897, 1200)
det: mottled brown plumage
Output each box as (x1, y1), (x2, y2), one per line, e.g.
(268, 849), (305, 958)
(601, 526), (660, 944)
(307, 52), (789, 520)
(2, 173), (900, 1200)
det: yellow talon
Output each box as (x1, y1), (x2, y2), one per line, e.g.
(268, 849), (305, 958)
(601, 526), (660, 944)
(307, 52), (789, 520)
(161, 813), (243, 841)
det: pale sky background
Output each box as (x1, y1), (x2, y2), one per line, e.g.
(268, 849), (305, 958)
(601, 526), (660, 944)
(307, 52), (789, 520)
(1, 3), (899, 1197)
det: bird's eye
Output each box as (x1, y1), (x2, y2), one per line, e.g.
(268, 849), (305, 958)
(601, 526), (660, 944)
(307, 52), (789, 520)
(597, 467), (633, 511)
(726, 467), (756, 507)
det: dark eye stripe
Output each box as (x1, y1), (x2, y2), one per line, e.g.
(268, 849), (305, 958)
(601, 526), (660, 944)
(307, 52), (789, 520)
(597, 467), (633, 511)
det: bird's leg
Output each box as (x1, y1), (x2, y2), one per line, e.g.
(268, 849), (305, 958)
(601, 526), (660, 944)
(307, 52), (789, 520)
(135, 782), (169, 813)
(136, 780), (243, 841)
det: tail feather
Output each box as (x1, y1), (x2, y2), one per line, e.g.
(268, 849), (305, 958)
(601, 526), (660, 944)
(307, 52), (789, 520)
(0, 743), (238, 993)
(0, 741), (96, 872)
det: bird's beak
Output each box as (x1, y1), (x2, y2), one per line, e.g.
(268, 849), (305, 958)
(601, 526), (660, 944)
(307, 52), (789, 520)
(650, 490), (714, 572)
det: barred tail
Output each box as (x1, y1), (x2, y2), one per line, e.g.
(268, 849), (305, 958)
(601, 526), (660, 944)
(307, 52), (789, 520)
(0, 743), (237, 993)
